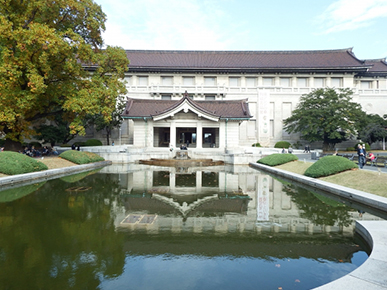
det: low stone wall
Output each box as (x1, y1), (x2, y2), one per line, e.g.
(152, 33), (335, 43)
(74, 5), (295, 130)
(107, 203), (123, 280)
(0, 160), (112, 189)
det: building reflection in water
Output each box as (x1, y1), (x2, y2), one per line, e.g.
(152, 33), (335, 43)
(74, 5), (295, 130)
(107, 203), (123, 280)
(102, 164), (382, 235)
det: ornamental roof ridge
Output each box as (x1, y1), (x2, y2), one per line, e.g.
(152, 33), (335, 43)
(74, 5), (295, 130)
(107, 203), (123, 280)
(124, 48), (354, 54)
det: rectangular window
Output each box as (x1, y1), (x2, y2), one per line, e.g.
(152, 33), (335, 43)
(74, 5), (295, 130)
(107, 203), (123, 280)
(246, 77), (257, 87)
(297, 78), (308, 87)
(360, 81), (372, 89)
(331, 77), (343, 87)
(183, 76), (195, 85)
(161, 76), (173, 85)
(161, 95), (171, 100)
(204, 77), (216, 86)
(263, 77), (274, 86)
(280, 77), (291, 87)
(138, 76), (148, 86)
(229, 77), (240, 87)
(314, 77), (325, 87)
(205, 95), (216, 100)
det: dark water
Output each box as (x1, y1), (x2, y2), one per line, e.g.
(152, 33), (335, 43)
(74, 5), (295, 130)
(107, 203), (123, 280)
(0, 165), (376, 290)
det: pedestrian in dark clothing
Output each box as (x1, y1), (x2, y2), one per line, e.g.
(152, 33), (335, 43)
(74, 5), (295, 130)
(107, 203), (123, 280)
(357, 144), (366, 169)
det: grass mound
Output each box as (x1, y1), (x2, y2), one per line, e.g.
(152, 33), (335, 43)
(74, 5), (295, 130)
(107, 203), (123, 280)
(304, 155), (357, 178)
(59, 150), (104, 164)
(257, 153), (298, 166)
(0, 151), (48, 175)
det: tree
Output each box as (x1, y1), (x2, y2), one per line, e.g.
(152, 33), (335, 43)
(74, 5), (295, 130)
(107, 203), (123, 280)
(283, 88), (365, 151)
(85, 94), (126, 145)
(34, 114), (80, 147)
(0, 0), (129, 150)
(358, 114), (387, 146)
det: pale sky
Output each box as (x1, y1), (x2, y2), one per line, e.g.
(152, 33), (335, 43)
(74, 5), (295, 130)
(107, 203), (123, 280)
(94, 0), (387, 60)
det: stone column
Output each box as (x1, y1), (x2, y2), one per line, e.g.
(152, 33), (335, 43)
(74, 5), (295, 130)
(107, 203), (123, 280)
(197, 122), (203, 149)
(170, 121), (176, 148)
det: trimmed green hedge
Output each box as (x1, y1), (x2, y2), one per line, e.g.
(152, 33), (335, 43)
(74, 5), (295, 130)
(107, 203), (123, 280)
(59, 150), (104, 164)
(304, 156), (357, 178)
(84, 139), (103, 146)
(0, 151), (48, 175)
(257, 153), (298, 166)
(252, 143), (262, 147)
(274, 141), (291, 149)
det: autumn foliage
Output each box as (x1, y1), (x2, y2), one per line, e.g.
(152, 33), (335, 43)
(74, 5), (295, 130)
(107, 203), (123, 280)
(0, 0), (129, 143)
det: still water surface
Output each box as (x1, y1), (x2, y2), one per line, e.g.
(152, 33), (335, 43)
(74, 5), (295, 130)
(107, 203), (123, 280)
(0, 164), (378, 290)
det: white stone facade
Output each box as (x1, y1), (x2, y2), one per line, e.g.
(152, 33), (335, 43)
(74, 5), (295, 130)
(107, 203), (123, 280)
(122, 72), (387, 149)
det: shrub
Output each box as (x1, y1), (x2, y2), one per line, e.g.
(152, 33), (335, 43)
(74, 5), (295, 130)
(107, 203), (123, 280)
(257, 153), (298, 166)
(274, 141), (291, 149)
(73, 141), (86, 147)
(304, 155), (357, 178)
(59, 150), (104, 164)
(84, 139), (103, 146)
(252, 142), (262, 147)
(346, 147), (355, 151)
(292, 141), (302, 149)
(0, 151), (48, 175)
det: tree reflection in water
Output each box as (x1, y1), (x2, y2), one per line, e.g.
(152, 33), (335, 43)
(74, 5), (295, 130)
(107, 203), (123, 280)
(0, 174), (125, 290)
(282, 183), (353, 227)
(0, 168), (371, 290)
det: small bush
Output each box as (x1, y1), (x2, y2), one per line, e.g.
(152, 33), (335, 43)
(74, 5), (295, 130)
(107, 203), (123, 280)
(252, 143), (262, 147)
(304, 155), (357, 178)
(274, 141), (291, 149)
(73, 141), (86, 147)
(84, 139), (103, 146)
(346, 147), (355, 151)
(0, 151), (48, 175)
(257, 153), (298, 166)
(59, 150), (104, 164)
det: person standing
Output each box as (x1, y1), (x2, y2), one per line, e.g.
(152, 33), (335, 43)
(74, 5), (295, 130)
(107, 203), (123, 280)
(357, 144), (366, 169)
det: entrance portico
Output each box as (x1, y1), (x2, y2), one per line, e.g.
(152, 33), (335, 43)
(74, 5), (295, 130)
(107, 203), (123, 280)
(122, 93), (252, 151)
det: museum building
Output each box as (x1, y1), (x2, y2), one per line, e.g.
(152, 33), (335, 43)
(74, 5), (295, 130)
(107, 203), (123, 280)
(88, 48), (387, 150)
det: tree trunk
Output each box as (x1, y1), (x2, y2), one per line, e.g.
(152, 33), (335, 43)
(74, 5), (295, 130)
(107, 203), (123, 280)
(106, 127), (111, 145)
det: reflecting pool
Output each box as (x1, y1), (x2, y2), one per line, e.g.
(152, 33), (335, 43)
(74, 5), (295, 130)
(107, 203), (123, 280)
(0, 164), (381, 290)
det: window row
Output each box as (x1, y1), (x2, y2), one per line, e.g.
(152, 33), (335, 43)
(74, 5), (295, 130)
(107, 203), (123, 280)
(131, 76), (346, 88)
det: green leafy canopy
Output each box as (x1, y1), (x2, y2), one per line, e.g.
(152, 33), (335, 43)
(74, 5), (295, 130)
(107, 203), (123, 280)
(0, 0), (129, 143)
(283, 88), (365, 151)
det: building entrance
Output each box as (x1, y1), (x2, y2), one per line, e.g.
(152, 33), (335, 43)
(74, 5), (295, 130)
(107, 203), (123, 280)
(176, 128), (197, 148)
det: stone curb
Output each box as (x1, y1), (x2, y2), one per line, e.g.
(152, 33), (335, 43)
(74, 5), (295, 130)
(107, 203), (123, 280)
(0, 160), (112, 188)
(249, 162), (387, 290)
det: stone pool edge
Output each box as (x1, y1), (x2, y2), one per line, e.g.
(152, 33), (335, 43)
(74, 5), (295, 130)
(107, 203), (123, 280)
(249, 162), (387, 290)
(0, 160), (112, 188)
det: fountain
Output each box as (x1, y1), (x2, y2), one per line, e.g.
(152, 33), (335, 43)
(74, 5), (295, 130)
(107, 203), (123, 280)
(139, 149), (224, 167)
